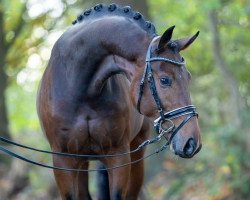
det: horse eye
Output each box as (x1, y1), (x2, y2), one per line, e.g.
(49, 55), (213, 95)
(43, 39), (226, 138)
(159, 76), (172, 87)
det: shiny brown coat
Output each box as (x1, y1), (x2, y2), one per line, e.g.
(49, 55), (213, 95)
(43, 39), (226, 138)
(37, 4), (201, 200)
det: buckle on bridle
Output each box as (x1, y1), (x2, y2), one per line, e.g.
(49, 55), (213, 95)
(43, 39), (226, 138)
(158, 119), (175, 138)
(153, 105), (198, 144)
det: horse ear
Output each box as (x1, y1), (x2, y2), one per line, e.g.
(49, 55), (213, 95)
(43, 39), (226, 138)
(158, 25), (175, 51)
(177, 31), (199, 51)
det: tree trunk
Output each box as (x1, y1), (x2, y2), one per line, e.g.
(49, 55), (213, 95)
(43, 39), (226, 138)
(208, 10), (242, 127)
(112, 0), (150, 19)
(0, 8), (11, 139)
(83, 0), (151, 20)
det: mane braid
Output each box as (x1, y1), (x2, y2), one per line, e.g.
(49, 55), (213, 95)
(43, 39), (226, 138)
(72, 3), (156, 36)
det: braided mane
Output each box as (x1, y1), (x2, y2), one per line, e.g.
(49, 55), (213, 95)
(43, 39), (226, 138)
(72, 3), (156, 36)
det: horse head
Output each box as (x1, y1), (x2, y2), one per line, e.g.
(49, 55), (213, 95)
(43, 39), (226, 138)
(131, 26), (202, 158)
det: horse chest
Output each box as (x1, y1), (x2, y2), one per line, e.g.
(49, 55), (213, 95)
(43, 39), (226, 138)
(47, 76), (142, 155)
(60, 102), (131, 155)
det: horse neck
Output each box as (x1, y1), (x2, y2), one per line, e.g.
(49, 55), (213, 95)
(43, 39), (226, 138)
(67, 17), (152, 98)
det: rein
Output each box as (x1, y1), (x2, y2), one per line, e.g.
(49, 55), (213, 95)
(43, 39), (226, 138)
(0, 141), (168, 172)
(0, 37), (198, 172)
(0, 129), (168, 172)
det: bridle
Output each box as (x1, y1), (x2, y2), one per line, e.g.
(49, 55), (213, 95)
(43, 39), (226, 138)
(136, 37), (198, 145)
(0, 37), (198, 172)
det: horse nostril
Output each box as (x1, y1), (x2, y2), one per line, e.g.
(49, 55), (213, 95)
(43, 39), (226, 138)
(183, 138), (196, 157)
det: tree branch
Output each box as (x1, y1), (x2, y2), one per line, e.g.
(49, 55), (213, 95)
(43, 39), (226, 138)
(0, 5), (11, 139)
(0, 4), (6, 51)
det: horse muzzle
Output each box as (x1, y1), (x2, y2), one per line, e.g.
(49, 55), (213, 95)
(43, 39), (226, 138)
(172, 137), (202, 158)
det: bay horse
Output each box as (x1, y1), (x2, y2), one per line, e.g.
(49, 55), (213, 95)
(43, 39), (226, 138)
(37, 3), (201, 200)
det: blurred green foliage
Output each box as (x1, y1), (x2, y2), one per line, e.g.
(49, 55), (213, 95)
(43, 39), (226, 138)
(1, 0), (249, 199)
(147, 0), (250, 199)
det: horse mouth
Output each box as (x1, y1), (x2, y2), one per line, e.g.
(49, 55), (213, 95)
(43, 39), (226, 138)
(177, 144), (202, 159)
(170, 142), (202, 159)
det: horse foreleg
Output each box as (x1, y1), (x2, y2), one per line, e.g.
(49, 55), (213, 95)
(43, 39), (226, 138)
(126, 144), (146, 200)
(52, 156), (92, 200)
(127, 120), (150, 200)
(102, 152), (131, 200)
(96, 162), (110, 200)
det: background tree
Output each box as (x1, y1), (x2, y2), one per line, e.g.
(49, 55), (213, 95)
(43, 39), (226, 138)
(0, 0), (72, 198)
(0, 0), (74, 139)
(82, 0), (150, 18)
